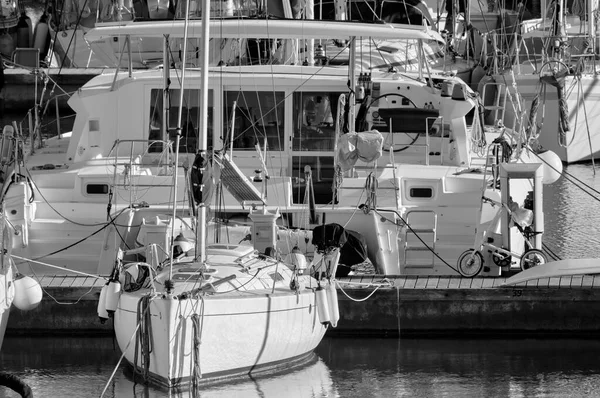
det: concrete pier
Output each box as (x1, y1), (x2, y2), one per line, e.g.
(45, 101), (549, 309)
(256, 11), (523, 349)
(7, 274), (600, 336)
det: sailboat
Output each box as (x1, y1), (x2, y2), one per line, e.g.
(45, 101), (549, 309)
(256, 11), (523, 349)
(480, 0), (600, 163)
(36, 0), (474, 79)
(95, 1), (339, 388)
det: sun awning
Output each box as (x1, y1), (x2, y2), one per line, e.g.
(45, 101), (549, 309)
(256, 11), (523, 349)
(84, 18), (443, 43)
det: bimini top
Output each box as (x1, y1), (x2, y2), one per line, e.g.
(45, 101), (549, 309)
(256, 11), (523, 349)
(84, 18), (443, 43)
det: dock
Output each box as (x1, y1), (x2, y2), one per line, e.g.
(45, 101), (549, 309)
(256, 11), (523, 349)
(8, 274), (600, 336)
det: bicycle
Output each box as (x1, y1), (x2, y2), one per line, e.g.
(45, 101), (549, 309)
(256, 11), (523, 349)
(457, 196), (547, 278)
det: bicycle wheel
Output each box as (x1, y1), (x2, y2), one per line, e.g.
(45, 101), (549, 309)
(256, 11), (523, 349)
(520, 249), (547, 270)
(457, 249), (484, 278)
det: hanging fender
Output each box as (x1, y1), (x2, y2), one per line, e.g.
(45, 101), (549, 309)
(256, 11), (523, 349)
(326, 282), (339, 328)
(315, 286), (330, 326)
(97, 284), (109, 323)
(104, 279), (122, 314)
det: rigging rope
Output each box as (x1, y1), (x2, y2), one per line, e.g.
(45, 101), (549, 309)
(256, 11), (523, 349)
(191, 302), (205, 387)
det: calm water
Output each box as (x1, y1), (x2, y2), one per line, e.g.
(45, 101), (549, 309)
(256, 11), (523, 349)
(2, 336), (600, 397)
(0, 164), (599, 397)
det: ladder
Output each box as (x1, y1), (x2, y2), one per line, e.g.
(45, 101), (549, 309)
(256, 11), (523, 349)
(402, 210), (437, 268)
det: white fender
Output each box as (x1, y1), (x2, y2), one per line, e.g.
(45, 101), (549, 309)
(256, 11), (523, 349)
(97, 284), (109, 322)
(326, 282), (339, 328)
(13, 275), (42, 311)
(105, 280), (121, 314)
(315, 286), (330, 326)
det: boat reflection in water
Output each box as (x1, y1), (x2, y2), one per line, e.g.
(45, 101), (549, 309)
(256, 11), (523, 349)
(113, 353), (337, 398)
(0, 336), (337, 398)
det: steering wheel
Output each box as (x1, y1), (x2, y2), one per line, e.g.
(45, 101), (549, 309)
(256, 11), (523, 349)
(359, 93), (420, 152)
(538, 59), (570, 76)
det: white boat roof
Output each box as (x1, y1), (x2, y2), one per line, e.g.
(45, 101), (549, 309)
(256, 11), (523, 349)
(84, 18), (443, 42)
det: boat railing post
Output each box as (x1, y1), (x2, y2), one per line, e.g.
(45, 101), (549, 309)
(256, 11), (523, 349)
(111, 38), (129, 92)
(28, 110), (33, 155)
(55, 96), (61, 138)
(348, 36), (356, 128)
(127, 36), (132, 78)
(229, 101), (237, 159)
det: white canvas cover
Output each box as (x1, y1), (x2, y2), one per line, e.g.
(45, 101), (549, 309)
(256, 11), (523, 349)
(337, 130), (383, 171)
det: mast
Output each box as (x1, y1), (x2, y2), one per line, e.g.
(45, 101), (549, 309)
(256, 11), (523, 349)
(196, 0), (210, 264)
(169, 0), (192, 284)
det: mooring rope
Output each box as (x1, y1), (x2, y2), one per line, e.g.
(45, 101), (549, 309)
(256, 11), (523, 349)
(134, 294), (153, 383)
(191, 298), (205, 387)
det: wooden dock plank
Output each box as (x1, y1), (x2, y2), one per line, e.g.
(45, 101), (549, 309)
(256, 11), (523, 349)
(549, 277), (561, 287)
(425, 277), (439, 289)
(414, 277), (428, 289)
(93, 277), (107, 287)
(448, 278), (461, 289)
(459, 278), (473, 288)
(537, 278), (550, 287)
(70, 277), (87, 287)
(403, 278), (417, 289)
(37, 276), (51, 287)
(394, 277), (407, 289)
(471, 278), (484, 289)
(437, 277), (451, 289)
(526, 279), (538, 287)
(48, 276), (64, 287)
(60, 277), (78, 287)
(559, 276), (572, 288)
(482, 278), (494, 288)
(570, 276), (583, 288)
(582, 275), (595, 287)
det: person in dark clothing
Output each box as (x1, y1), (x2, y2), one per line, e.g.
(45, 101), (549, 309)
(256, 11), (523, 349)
(444, 0), (467, 35)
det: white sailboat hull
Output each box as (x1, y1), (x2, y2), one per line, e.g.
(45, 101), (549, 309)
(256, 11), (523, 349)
(499, 72), (600, 163)
(114, 287), (327, 387)
(0, 265), (15, 350)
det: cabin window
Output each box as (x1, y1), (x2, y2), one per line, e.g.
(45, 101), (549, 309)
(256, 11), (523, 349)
(148, 88), (213, 153)
(223, 91), (285, 151)
(268, 272), (284, 282)
(293, 92), (340, 151)
(86, 184), (109, 195)
(409, 187), (433, 198)
(89, 119), (100, 132)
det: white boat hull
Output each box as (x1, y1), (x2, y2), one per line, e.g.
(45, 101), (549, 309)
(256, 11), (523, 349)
(504, 258), (600, 286)
(499, 72), (600, 163)
(114, 287), (327, 387)
(0, 265), (15, 350)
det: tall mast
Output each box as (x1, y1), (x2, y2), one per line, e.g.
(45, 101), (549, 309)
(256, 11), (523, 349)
(196, 0), (210, 264)
(169, 0), (192, 285)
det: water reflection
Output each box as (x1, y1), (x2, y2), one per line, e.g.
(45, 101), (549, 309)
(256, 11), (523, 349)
(111, 354), (336, 398)
(0, 336), (337, 398)
(317, 338), (600, 398)
(544, 163), (600, 259)
(3, 337), (600, 397)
